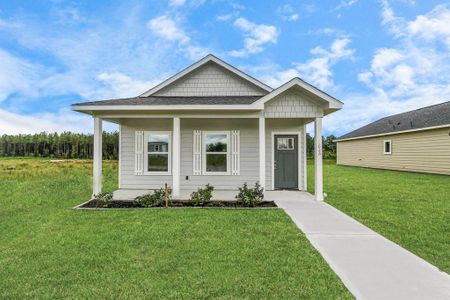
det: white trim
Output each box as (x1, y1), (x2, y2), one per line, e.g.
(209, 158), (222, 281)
(231, 130), (240, 175)
(303, 125), (307, 191)
(172, 118), (180, 197)
(118, 125), (122, 188)
(96, 113), (262, 119)
(271, 131), (302, 191)
(259, 116), (265, 188)
(202, 131), (231, 175)
(335, 124), (450, 142)
(193, 130), (202, 175)
(251, 77), (343, 110)
(139, 54), (272, 97)
(383, 139), (392, 155)
(314, 117), (323, 201)
(134, 131), (144, 175)
(143, 131), (172, 175)
(93, 117), (102, 196)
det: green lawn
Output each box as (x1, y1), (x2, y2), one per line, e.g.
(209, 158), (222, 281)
(308, 160), (450, 274)
(0, 158), (351, 299)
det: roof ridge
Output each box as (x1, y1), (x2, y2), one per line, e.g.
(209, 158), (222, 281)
(382, 100), (450, 120)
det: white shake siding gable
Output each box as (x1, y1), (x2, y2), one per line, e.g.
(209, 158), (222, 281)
(153, 63), (267, 96)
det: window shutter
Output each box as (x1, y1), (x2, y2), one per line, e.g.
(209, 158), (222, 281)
(135, 131), (144, 175)
(231, 130), (240, 175)
(193, 130), (202, 175)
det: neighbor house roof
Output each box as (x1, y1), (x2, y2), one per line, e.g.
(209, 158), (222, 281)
(72, 96), (262, 106)
(336, 101), (450, 141)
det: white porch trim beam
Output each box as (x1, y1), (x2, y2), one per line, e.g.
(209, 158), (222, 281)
(93, 117), (103, 196)
(172, 117), (181, 197)
(259, 114), (266, 189)
(314, 117), (323, 201)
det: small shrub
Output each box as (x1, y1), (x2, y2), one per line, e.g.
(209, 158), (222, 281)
(135, 187), (172, 207)
(190, 184), (214, 205)
(235, 182), (264, 207)
(93, 192), (113, 208)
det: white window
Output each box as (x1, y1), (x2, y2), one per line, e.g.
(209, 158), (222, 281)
(277, 137), (295, 150)
(203, 131), (230, 175)
(383, 140), (392, 155)
(144, 131), (171, 175)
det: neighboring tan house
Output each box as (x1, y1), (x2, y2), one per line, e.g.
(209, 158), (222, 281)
(72, 54), (343, 201)
(336, 101), (450, 175)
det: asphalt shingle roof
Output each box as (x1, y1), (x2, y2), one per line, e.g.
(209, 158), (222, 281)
(73, 95), (262, 106)
(338, 101), (450, 140)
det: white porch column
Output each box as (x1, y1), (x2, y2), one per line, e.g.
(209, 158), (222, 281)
(259, 114), (266, 189)
(172, 117), (181, 198)
(314, 117), (323, 201)
(93, 117), (103, 196)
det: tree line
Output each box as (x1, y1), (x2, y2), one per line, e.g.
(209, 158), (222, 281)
(0, 132), (119, 159)
(0, 131), (337, 160)
(306, 134), (337, 159)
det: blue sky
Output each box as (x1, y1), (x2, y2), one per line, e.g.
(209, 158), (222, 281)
(1, 0), (450, 136)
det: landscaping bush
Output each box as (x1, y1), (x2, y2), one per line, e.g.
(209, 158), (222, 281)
(134, 187), (172, 207)
(93, 192), (113, 208)
(190, 184), (214, 205)
(235, 182), (264, 207)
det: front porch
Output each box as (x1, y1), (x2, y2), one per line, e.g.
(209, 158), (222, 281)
(91, 115), (325, 202)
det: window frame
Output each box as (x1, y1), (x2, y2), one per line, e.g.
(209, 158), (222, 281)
(277, 137), (295, 151)
(202, 131), (231, 175)
(143, 131), (172, 175)
(383, 139), (392, 155)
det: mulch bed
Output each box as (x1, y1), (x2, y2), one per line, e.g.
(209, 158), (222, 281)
(80, 199), (277, 209)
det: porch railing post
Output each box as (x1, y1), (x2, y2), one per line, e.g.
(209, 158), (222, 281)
(93, 116), (103, 196)
(259, 114), (266, 190)
(314, 117), (323, 201)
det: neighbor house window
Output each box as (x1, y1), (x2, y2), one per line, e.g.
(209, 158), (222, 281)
(383, 140), (392, 155)
(144, 131), (171, 174)
(203, 131), (230, 175)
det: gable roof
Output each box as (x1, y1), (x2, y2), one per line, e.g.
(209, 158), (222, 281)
(250, 77), (343, 114)
(71, 54), (344, 114)
(140, 54), (273, 97)
(337, 101), (450, 141)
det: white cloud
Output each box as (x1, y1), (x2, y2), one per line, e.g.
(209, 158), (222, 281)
(229, 17), (279, 57)
(296, 38), (354, 89)
(0, 108), (117, 135)
(0, 49), (40, 102)
(216, 11), (240, 21)
(260, 68), (300, 88)
(147, 15), (208, 60)
(334, 0), (359, 11)
(331, 1), (450, 136)
(147, 15), (189, 43)
(407, 4), (450, 48)
(277, 4), (300, 21)
(169, 0), (186, 7)
(249, 38), (354, 90)
(95, 72), (161, 99)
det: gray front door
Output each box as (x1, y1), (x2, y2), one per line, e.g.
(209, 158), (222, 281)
(274, 135), (298, 189)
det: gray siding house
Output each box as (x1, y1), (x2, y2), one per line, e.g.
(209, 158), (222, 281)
(336, 101), (450, 175)
(72, 54), (343, 201)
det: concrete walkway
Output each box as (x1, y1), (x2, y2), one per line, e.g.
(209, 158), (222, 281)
(267, 191), (450, 300)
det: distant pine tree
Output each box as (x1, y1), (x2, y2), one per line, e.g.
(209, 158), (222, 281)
(0, 132), (119, 159)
